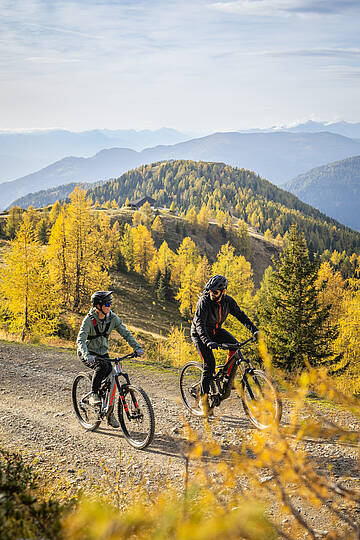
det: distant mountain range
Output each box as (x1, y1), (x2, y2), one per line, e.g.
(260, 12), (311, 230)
(285, 156), (360, 231)
(4, 131), (360, 211)
(240, 120), (360, 139)
(2, 120), (360, 184)
(0, 127), (190, 182)
(3, 148), (139, 210)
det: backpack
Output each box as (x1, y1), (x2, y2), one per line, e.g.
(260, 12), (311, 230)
(87, 314), (112, 340)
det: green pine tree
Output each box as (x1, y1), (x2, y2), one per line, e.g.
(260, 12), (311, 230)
(258, 225), (335, 372)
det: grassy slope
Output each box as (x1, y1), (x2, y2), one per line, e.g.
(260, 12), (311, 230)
(109, 269), (185, 341)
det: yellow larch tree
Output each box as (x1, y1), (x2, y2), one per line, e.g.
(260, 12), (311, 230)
(176, 263), (200, 319)
(171, 237), (201, 288)
(264, 229), (274, 242)
(132, 211), (143, 227)
(140, 201), (153, 228)
(334, 291), (360, 394)
(212, 242), (255, 338)
(47, 210), (70, 308)
(157, 241), (176, 275)
(215, 209), (227, 227)
(92, 211), (121, 270)
(119, 223), (134, 272)
(1, 213), (61, 339)
(66, 188), (110, 310)
(147, 241), (176, 284)
(315, 261), (347, 328)
(197, 205), (210, 230)
(176, 255), (210, 319)
(49, 201), (62, 224)
(212, 242), (254, 302)
(131, 224), (157, 275)
(185, 207), (197, 227)
(48, 188), (109, 311)
(5, 206), (23, 239)
(151, 215), (165, 240)
(194, 255), (211, 292)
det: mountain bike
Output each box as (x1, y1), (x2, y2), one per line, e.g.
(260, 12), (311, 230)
(180, 337), (282, 430)
(72, 352), (155, 449)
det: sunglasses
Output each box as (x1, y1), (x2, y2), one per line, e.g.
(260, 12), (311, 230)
(211, 289), (223, 296)
(104, 301), (112, 307)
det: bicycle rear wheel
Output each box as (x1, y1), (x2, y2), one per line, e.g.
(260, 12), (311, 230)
(72, 373), (101, 431)
(240, 369), (282, 430)
(179, 361), (204, 416)
(118, 385), (155, 449)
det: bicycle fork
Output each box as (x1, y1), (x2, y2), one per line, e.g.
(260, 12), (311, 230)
(115, 373), (141, 421)
(242, 368), (262, 401)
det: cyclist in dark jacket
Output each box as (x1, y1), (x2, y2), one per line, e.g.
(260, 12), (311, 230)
(191, 275), (258, 416)
(77, 290), (143, 428)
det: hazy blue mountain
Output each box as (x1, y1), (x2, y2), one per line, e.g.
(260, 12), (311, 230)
(0, 154), (42, 182)
(10, 181), (99, 209)
(4, 131), (360, 210)
(2, 148), (140, 210)
(239, 120), (360, 139)
(139, 131), (360, 185)
(0, 127), (190, 182)
(285, 156), (360, 231)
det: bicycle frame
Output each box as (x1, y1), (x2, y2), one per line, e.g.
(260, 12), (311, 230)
(95, 353), (139, 421)
(210, 337), (257, 405)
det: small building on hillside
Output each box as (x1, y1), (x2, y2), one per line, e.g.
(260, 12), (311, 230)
(127, 196), (156, 210)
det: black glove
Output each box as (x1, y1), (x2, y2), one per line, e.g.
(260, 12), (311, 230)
(252, 331), (259, 343)
(134, 348), (144, 357)
(86, 355), (97, 367)
(207, 341), (219, 350)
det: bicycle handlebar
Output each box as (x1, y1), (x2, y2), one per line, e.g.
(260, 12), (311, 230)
(110, 352), (137, 362)
(219, 336), (254, 350)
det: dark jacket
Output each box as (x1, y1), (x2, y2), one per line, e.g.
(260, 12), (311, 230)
(191, 292), (258, 346)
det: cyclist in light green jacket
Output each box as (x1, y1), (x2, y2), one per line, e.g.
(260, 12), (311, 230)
(77, 290), (143, 428)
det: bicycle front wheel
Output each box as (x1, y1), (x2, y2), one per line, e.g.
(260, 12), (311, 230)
(179, 361), (203, 416)
(118, 385), (155, 449)
(240, 370), (282, 430)
(72, 373), (101, 431)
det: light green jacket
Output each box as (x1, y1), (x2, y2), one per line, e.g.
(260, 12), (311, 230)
(77, 308), (141, 359)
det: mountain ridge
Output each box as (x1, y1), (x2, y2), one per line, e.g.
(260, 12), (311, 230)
(4, 131), (360, 210)
(86, 160), (360, 254)
(0, 127), (190, 182)
(285, 156), (360, 231)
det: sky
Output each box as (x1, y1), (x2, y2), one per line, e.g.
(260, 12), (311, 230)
(1, 0), (360, 133)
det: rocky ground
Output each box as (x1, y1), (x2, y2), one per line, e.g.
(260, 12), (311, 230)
(0, 340), (359, 538)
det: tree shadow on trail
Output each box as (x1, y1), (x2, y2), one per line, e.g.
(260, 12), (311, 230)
(96, 413), (254, 461)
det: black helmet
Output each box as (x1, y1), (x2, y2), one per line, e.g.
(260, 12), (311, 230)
(205, 275), (228, 292)
(91, 290), (113, 306)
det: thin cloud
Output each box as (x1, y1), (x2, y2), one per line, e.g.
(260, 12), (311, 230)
(210, 0), (360, 17)
(27, 56), (80, 64)
(252, 47), (360, 57)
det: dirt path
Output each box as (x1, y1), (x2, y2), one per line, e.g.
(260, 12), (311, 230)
(0, 341), (255, 488)
(0, 340), (359, 537)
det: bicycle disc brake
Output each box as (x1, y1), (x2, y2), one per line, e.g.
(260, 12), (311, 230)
(210, 394), (221, 407)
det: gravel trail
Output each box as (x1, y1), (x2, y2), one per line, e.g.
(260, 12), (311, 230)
(0, 340), (359, 537)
